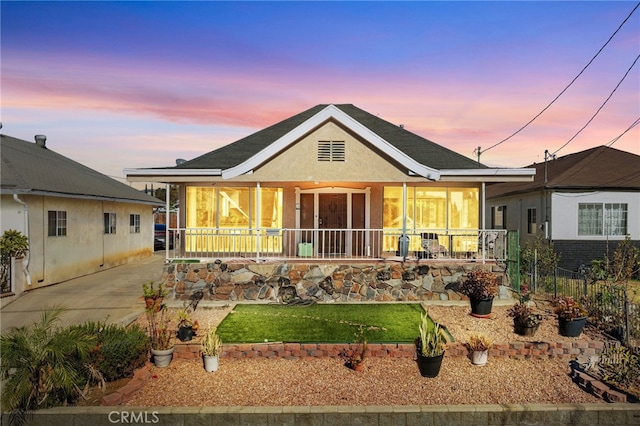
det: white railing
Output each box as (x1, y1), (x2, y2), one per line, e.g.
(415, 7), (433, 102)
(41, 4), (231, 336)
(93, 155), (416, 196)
(163, 228), (507, 263)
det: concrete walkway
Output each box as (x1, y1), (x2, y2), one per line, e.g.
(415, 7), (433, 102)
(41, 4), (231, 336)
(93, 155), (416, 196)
(0, 253), (165, 332)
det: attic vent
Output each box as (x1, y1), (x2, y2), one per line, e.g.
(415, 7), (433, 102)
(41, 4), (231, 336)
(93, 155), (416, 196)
(318, 141), (345, 162)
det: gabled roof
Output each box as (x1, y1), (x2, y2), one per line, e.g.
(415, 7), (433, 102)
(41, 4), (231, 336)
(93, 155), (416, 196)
(126, 103), (535, 182)
(486, 145), (640, 198)
(1, 134), (162, 205)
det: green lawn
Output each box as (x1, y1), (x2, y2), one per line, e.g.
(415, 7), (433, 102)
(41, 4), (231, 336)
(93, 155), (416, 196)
(217, 303), (426, 344)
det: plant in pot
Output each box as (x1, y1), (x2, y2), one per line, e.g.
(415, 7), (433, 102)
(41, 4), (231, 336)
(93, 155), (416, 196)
(415, 311), (453, 377)
(507, 300), (543, 336)
(340, 324), (368, 371)
(201, 326), (222, 372)
(554, 296), (588, 337)
(142, 281), (167, 312)
(458, 269), (498, 318)
(0, 229), (29, 294)
(146, 303), (174, 367)
(465, 332), (493, 366)
(176, 307), (196, 342)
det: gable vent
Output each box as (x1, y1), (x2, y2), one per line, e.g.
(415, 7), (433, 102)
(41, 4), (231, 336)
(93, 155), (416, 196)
(318, 141), (345, 162)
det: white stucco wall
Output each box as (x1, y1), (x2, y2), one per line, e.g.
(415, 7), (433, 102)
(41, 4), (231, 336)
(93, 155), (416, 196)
(551, 191), (640, 240)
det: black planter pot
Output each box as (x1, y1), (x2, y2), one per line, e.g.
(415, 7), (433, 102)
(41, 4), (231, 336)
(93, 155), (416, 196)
(558, 316), (587, 337)
(416, 352), (444, 378)
(513, 321), (539, 336)
(178, 326), (194, 342)
(470, 298), (493, 318)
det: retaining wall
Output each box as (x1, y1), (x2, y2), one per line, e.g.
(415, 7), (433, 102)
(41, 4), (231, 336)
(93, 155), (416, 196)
(161, 261), (511, 303)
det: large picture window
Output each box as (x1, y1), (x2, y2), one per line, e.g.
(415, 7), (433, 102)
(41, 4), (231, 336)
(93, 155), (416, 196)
(382, 186), (478, 252)
(578, 203), (627, 236)
(186, 186), (283, 253)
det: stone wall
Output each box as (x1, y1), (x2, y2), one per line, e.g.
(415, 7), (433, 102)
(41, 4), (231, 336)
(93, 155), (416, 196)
(161, 261), (512, 303)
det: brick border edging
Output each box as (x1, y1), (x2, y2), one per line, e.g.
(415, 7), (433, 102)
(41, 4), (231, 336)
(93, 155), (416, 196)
(174, 339), (605, 360)
(102, 339), (606, 406)
(570, 364), (635, 403)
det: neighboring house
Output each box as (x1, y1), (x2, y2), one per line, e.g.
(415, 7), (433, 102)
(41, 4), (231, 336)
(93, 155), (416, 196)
(126, 104), (535, 262)
(485, 146), (640, 271)
(1, 133), (162, 300)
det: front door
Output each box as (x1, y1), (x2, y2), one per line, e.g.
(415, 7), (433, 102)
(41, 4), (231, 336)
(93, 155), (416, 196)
(318, 193), (347, 254)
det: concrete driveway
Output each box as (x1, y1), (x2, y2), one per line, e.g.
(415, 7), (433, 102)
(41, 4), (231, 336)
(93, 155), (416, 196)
(0, 252), (165, 332)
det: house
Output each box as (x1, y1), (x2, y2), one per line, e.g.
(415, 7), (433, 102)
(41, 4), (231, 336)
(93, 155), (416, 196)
(485, 146), (640, 271)
(1, 133), (162, 302)
(126, 104), (534, 263)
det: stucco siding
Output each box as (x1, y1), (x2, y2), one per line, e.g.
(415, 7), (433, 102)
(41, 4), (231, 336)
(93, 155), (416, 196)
(1, 195), (154, 289)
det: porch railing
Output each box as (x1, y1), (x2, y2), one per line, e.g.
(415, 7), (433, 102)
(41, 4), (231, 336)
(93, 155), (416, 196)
(162, 228), (507, 262)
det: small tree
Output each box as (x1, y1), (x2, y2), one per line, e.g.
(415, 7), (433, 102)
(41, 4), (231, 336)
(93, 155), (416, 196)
(520, 235), (560, 291)
(0, 229), (29, 293)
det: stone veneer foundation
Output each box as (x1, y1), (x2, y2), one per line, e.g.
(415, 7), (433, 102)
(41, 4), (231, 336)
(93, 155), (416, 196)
(161, 260), (511, 303)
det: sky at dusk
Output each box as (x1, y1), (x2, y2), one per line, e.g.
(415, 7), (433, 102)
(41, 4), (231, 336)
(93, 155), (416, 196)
(2, 1), (639, 184)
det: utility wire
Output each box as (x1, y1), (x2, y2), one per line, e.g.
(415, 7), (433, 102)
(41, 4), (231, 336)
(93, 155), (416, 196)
(481, 2), (640, 155)
(550, 53), (640, 156)
(607, 116), (640, 147)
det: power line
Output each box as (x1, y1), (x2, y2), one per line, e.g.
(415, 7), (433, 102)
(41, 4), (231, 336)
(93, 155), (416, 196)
(607, 116), (640, 147)
(479, 2), (640, 158)
(550, 53), (640, 156)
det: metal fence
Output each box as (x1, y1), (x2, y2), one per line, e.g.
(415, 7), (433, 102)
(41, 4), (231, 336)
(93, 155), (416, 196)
(524, 264), (639, 350)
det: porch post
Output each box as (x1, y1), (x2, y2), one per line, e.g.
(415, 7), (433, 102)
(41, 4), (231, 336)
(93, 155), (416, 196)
(401, 182), (408, 261)
(256, 182), (261, 261)
(165, 183), (170, 260)
(481, 182), (486, 264)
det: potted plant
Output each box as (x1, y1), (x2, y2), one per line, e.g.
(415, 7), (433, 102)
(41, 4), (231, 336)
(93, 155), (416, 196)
(146, 303), (174, 367)
(0, 229), (29, 294)
(507, 300), (543, 336)
(201, 326), (222, 372)
(458, 269), (498, 317)
(554, 296), (588, 337)
(142, 281), (167, 312)
(415, 311), (452, 377)
(340, 325), (368, 371)
(465, 332), (493, 366)
(176, 307), (195, 342)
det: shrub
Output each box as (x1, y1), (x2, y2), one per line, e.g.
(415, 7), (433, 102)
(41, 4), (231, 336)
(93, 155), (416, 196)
(73, 322), (149, 382)
(0, 308), (95, 426)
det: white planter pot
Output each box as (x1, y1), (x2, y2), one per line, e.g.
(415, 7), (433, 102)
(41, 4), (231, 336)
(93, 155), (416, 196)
(203, 354), (219, 372)
(472, 350), (488, 366)
(151, 347), (174, 368)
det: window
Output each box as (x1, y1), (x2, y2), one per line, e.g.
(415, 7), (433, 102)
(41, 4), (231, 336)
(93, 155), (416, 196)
(527, 208), (537, 234)
(579, 203), (627, 236)
(48, 210), (67, 236)
(492, 206), (506, 230)
(130, 214), (141, 233)
(318, 141), (345, 162)
(104, 212), (116, 234)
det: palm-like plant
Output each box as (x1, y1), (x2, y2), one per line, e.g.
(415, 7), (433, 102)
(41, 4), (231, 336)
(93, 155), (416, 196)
(0, 307), (96, 426)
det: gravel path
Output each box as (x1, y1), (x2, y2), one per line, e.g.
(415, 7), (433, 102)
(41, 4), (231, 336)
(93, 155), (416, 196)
(123, 300), (605, 407)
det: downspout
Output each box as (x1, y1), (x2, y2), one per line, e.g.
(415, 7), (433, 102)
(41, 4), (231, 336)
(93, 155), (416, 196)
(12, 194), (32, 286)
(401, 182), (408, 261)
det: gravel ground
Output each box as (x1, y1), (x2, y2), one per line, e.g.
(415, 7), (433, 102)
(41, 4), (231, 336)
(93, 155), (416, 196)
(123, 300), (605, 407)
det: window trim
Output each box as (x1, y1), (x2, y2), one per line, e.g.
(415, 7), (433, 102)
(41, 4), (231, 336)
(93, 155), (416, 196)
(130, 213), (141, 234)
(104, 212), (117, 234)
(48, 210), (67, 237)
